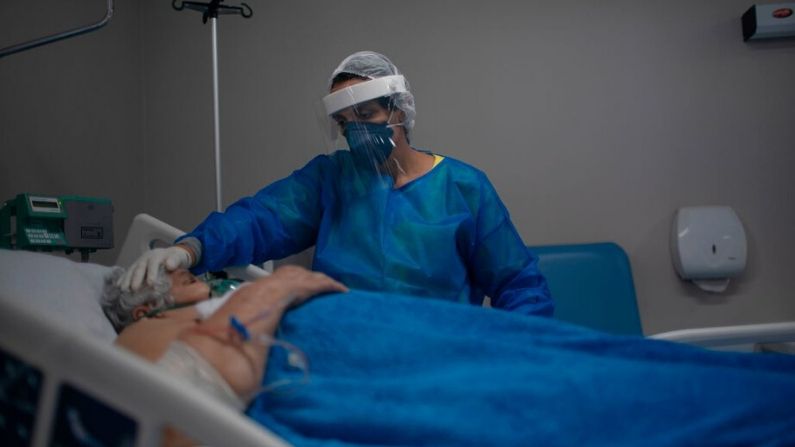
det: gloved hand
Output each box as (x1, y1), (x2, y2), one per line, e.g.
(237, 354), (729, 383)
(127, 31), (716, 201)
(116, 246), (194, 292)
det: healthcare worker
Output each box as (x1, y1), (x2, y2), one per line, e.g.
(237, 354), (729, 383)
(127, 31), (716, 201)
(120, 51), (552, 316)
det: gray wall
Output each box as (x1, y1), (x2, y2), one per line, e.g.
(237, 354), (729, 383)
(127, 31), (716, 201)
(2, 0), (794, 334)
(0, 0), (144, 265)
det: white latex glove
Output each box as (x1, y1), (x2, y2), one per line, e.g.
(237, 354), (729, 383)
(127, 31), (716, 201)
(117, 246), (194, 292)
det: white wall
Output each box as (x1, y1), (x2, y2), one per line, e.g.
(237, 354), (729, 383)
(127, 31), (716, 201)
(2, 0), (794, 333)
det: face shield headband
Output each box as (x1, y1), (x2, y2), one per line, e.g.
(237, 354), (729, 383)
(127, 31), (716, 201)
(323, 74), (408, 116)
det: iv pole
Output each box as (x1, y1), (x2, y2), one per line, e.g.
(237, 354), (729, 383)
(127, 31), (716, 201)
(172, 0), (252, 212)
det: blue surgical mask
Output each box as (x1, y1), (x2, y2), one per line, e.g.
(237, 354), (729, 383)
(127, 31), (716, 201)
(343, 121), (395, 162)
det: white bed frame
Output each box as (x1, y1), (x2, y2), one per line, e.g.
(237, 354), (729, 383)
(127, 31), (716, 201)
(1, 213), (793, 446)
(651, 322), (795, 352)
(0, 296), (289, 447)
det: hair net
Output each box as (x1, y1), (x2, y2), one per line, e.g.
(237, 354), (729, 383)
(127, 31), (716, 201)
(329, 51), (416, 133)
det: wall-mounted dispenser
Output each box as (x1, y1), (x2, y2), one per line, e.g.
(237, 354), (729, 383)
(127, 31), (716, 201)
(742, 3), (795, 41)
(671, 206), (747, 293)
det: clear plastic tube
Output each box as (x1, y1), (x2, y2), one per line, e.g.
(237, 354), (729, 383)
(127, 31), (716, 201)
(252, 334), (310, 394)
(202, 308), (310, 396)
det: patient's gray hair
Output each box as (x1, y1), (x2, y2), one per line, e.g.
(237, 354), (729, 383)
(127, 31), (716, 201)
(102, 267), (173, 333)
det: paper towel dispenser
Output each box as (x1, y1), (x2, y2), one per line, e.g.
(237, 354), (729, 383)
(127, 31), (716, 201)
(671, 206), (747, 293)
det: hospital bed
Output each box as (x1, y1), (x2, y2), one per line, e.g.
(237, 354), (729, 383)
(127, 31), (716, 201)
(1, 213), (793, 446)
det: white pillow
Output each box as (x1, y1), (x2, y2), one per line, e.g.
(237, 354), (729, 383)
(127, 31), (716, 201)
(0, 249), (117, 340)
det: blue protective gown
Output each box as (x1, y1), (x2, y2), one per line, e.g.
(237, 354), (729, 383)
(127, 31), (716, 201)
(178, 151), (552, 316)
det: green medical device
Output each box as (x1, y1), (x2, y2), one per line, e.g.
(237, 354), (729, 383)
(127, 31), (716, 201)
(0, 194), (113, 261)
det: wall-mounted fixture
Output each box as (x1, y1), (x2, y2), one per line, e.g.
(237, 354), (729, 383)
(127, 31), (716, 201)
(671, 206), (747, 293)
(0, 0), (113, 58)
(742, 3), (795, 41)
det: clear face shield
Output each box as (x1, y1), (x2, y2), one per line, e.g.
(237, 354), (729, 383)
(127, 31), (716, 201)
(314, 75), (409, 186)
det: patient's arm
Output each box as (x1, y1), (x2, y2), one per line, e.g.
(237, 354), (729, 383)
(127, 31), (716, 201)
(176, 266), (346, 399)
(116, 266), (346, 400)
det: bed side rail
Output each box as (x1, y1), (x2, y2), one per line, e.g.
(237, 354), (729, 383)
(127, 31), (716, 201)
(651, 321), (795, 352)
(0, 295), (289, 447)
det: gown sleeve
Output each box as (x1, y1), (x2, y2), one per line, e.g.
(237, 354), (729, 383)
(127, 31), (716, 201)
(467, 173), (554, 317)
(177, 155), (330, 274)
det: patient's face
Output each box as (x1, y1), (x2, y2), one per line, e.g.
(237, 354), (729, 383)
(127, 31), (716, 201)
(168, 269), (210, 304)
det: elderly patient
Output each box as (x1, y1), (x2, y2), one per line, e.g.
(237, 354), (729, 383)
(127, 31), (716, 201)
(100, 264), (795, 446)
(101, 265), (347, 409)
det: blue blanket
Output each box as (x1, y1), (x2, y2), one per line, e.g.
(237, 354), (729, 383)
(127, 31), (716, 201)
(247, 291), (795, 446)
